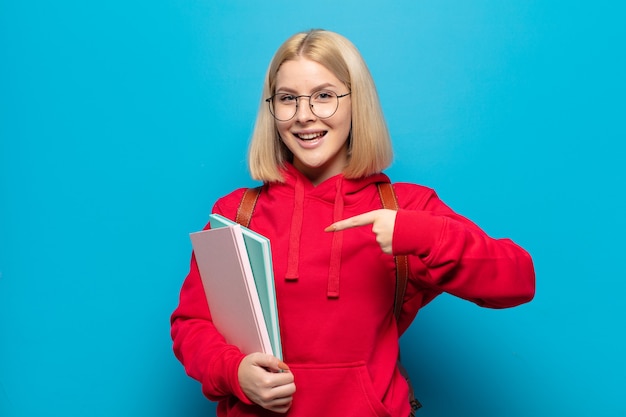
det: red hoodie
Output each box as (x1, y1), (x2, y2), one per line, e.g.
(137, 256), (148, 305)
(171, 164), (535, 417)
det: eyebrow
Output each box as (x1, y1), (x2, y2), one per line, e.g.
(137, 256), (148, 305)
(274, 83), (339, 94)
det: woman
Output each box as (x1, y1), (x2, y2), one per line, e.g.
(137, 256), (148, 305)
(171, 29), (535, 417)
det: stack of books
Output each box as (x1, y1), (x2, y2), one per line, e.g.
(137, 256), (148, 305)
(190, 214), (282, 360)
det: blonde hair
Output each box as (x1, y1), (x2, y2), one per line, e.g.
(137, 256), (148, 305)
(248, 29), (393, 182)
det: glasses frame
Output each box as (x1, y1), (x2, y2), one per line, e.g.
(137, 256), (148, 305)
(265, 91), (351, 122)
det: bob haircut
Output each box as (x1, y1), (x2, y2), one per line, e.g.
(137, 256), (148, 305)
(248, 29), (393, 182)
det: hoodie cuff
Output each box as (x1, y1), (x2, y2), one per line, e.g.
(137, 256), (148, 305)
(228, 355), (254, 405)
(205, 349), (253, 405)
(392, 209), (445, 258)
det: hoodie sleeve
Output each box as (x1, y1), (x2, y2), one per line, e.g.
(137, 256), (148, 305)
(170, 189), (254, 404)
(392, 185), (535, 308)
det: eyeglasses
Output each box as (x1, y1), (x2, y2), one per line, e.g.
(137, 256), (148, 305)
(265, 90), (351, 121)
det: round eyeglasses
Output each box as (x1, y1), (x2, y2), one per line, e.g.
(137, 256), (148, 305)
(265, 90), (351, 122)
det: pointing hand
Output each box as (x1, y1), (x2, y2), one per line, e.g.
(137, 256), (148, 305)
(325, 209), (397, 254)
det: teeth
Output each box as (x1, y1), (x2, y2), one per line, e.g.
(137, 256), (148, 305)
(297, 132), (325, 140)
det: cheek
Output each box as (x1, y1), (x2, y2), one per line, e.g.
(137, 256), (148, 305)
(333, 113), (352, 136)
(335, 106), (352, 132)
(276, 123), (290, 141)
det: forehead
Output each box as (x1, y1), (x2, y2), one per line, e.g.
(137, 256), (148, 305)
(275, 58), (343, 92)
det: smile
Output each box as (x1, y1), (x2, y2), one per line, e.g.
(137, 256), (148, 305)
(295, 131), (327, 141)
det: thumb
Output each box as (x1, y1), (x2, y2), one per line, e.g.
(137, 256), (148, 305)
(251, 353), (290, 372)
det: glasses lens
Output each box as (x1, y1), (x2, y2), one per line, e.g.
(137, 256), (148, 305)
(268, 91), (340, 121)
(310, 91), (338, 119)
(269, 93), (297, 121)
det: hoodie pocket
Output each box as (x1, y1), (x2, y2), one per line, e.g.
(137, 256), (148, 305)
(288, 361), (392, 417)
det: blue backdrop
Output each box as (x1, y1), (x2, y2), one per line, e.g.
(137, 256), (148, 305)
(1, 1), (624, 416)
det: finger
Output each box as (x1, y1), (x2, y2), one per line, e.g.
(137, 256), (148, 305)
(251, 353), (290, 373)
(277, 360), (290, 371)
(270, 382), (296, 399)
(270, 370), (295, 388)
(268, 401), (293, 414)
(267, 385), (295, 412)
(324, 211), (379, 232)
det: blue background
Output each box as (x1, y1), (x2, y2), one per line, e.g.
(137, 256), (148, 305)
(1, 1), (625, 416)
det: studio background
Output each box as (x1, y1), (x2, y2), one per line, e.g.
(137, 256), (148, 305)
(1, 1), (624, 416)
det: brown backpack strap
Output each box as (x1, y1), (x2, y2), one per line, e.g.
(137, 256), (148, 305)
(235, 186), (262, 227)
(378, 182), (421, 414)
(377, 183), (409, 322)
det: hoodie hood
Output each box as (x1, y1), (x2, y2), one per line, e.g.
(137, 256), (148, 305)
(276, 163), (390, 298)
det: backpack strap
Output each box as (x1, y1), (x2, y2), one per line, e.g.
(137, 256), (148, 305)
(377, 183), (422, 415)
(235, 186), (262, 228)
(377, 183), (409, 322)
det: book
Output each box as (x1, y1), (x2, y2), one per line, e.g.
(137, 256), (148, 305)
(190, 224), (274, 357)
(208, 214), (282, 360)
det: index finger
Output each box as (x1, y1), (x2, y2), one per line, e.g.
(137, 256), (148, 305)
(324, 211), (378, 232)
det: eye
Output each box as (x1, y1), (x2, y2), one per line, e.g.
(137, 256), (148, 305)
(313, 91), (336, 102)
(276, 93), (297, 104)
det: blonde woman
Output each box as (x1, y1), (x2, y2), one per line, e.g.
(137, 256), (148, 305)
(171, 29), (535, 417)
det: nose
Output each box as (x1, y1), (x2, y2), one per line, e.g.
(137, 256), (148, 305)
(295, 96), (316, 122)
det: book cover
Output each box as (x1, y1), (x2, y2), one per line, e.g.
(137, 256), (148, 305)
(190, 225), (274, 356)
(209, 213), (282, 360)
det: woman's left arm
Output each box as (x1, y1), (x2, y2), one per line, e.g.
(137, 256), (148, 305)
(394, 205), (535, 308)
(326, 188), (535, 308)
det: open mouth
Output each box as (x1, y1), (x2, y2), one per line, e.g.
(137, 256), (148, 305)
(295, 131), (327, 141)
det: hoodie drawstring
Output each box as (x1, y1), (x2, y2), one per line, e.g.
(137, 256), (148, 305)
(284, 172), (347, 298)
(327, 178), (345, 298)
(285, 176), (304, 281)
